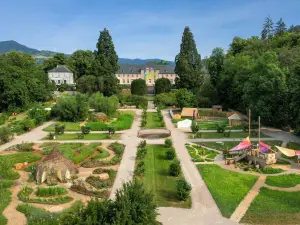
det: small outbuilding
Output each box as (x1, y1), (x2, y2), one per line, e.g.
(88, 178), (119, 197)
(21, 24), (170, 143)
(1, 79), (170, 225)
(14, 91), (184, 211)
(228, 113), (243, 127)
(177, 119), (192, 129)
(36, 149), (76, 184)
(181, 108), (198, 120)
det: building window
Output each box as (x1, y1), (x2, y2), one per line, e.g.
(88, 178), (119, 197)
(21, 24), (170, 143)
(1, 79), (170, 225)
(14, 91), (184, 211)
(64, 80), (67, 84)
(57, 80), (60, 84)
(122, 79), (125, 84)
(127, 79), (129, 84)
(149, 79), (151, 83)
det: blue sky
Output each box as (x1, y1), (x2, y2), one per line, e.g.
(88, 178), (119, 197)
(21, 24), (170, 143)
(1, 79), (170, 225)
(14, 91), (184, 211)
(1, 0), (299, 60)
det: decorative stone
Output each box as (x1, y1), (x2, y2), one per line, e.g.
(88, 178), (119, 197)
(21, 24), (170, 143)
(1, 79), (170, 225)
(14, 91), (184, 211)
(99, 173), (109, 180)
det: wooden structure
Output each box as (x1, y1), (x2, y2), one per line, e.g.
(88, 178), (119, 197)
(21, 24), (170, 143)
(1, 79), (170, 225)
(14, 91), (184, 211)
(181, 108), (198, 120)
(228, 113), (243, 126)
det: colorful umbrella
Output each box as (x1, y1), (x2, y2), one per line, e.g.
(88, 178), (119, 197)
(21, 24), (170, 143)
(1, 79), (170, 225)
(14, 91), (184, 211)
(259, 141), (271, 153)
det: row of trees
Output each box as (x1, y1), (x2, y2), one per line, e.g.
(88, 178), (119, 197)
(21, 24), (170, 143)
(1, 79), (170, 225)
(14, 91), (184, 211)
(203, 17), (300, 132)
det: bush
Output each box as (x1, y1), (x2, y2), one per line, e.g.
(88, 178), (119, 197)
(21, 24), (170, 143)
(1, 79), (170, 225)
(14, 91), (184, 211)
(137, 147), (147, 160)
(77, 133), (84, 139)
(155, 78), (171, 94)
(224, 130), (231, 137)
(51, 94), (89, 122)
(81, 125), (91, 135)
(169, 159), (181, 176)
(0, 127), (13, 144)
(154, 91), (177, 107)
(166, 149), (176, 160)
(48, 132), (54, 140)
(119, 94), (147, 109)
(86, 176), (113, 189)
(131, 79), (147, 95)
(28, 105), (49, 125)
(165, 139), (172, 148)
(138, 140), (147, 148)
(108, 142), (124, 155)
(196, 132), (202, 138)
(15, 143), (33, 152)
(135, 161), (145, 175)
(176, 179), (192, 201)
(89, 92), (119, 116)
(0, 113), (8, 125)
(55, 123), (65, 135)
(108, 126), (116, 135)
(216, 124), (225, 133)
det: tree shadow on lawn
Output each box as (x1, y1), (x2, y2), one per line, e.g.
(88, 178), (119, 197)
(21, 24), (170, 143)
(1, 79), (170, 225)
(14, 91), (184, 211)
(157, 189), (179, 203)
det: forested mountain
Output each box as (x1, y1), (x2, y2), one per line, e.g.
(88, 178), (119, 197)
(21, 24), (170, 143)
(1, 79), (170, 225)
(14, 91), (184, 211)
(0, 40), (174, 65)
(205, 17), (300, 133)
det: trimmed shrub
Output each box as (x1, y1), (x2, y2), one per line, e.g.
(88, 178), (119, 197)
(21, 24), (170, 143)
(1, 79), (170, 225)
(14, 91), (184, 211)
(216, 124), (225, 133)
(0, 127), (13, 144)
(135, 161), (145, 175)
(55, 123), (65, 135)
(191, 120), (200, 133)
(131, 79), (147, 96)
(169, 159), (181, 176)
(176, 179), (192, 201)
(164, 139), (172, 148)
(81, 125), (91, 135)
(138, 140), (147, 148)
(137, 147), (147, 160)
(166, 149), (176, 160)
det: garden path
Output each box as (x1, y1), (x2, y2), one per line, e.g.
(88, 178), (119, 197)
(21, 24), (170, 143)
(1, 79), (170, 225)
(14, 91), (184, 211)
(109, 109), (142, 199)
(157, 110), (236, 225)
(230, 176), (266, 223)
(187, 137), (276, 142)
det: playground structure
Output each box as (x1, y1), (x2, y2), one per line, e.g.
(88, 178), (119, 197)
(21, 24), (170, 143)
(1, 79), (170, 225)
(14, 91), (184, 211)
(226, 112), (277, 168)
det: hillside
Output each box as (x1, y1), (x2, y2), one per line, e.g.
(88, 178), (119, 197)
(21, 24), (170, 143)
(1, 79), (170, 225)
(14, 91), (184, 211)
(0, 40), (174, 65)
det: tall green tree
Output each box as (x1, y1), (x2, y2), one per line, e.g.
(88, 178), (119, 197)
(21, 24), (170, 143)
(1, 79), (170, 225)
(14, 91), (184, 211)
(275, 18), (287, 36)
(207, 47), (224, 87)
(68, 50), (94, 79)
(261, 16), (274, 40)
(42, 53), (68, 72)
(131, 79), (147, 95)
(175, 26), (203, 91)
(94, 28), (119, 76)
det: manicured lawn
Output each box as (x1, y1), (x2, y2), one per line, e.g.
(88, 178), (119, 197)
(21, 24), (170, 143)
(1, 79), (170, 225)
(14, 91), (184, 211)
(43, 122), (81, 132)
(86, 111), (135, 131)
(136, 144), (191, 208)
(0, 152), (41, 164)
(197, 164), (258, 218)
(241, 187), (300, 225)
(198, 141), (282, 152)
(265, 174), (300, 188)
(146, 112), (165, 129)
(185, 144), (218, 162)
(287, 142), (300, 150)
(196, 120), (228, 130)
(188, 131), (269, 139)
(49, 133), (121, 140)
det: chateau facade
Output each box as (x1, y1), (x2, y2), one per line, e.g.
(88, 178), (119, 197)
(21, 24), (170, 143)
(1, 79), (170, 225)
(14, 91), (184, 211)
(116, 63), (176, 86)
(48, 65), (74, 85)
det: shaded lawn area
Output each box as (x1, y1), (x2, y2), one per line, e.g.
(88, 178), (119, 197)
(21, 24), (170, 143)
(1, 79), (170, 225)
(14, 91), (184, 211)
(197, 164), (258, 218)
(198, 141), (282, 152)
(86, 111), (135, 131)
(188, 132), (269, 139)
(136, 144), (191, 208)
(46, 133), (121, 140)
(241, 187), (300, 225)
(265, 174), (300, 188)
(287, 142), (300, 149)
(43, 122), (81, 132)
(146, 112), (165, 129)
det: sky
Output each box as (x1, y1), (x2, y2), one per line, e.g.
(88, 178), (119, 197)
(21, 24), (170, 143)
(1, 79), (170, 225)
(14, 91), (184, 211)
(1, 0), (300, 60)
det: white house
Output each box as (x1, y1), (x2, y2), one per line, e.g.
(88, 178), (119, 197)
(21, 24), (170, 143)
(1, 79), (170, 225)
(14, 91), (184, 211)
(48, 65), (74, 85)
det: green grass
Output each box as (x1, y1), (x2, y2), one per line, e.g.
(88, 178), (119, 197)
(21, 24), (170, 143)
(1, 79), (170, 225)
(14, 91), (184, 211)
(241, 187), (300, 225)
(0, 188), (11, 225)
(56, 143), (101, 163)
(287, 142), (300, 150)
(265, 174), (300, 188)
(0, 152), (41, 164)
(36, 187), (67, 197)
(196, 120), (228, 130)
(49, 133), (121, 140)
(185, 144), (219, 162)
(86, 111), (135, 131)
(197, 164), (258, 218)
(145, 95), (155, 101)
(189, 131), (269, 139)
(43, 122), (81, 132)
(146, 112), (165, 129)
(136, 144), (191, 208)
(198, 140), (282, 152)
(92, 147), (110, 159)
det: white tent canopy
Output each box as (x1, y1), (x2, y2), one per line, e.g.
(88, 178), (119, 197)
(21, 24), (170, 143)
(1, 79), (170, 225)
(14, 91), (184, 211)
(177, 119), (192, 128)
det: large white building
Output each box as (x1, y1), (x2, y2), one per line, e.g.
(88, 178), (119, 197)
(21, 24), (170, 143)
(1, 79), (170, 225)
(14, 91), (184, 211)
(48, 65), (74, 85)
(116, 63), (177, 86)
